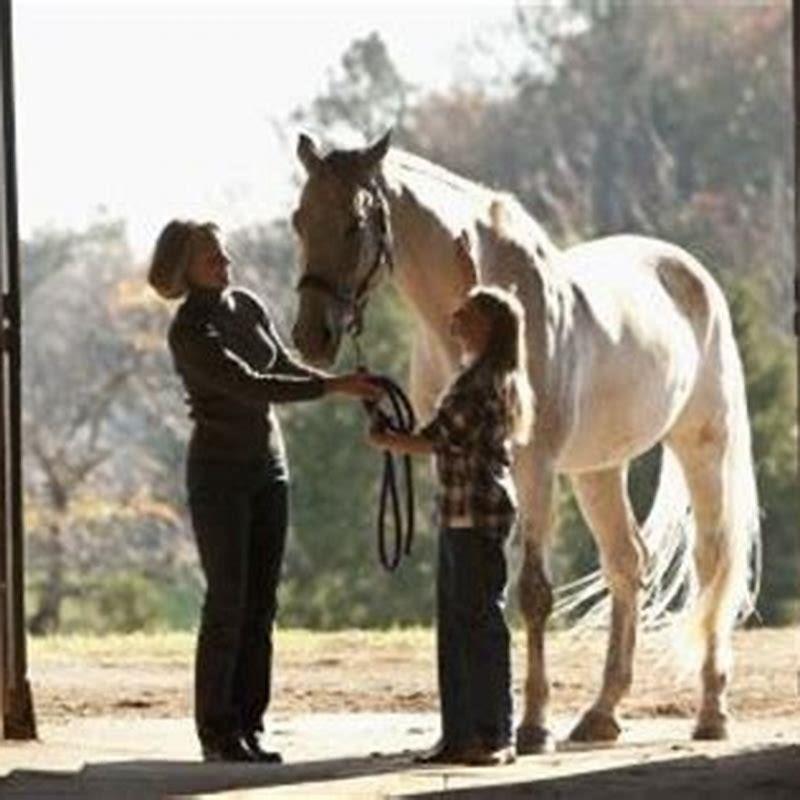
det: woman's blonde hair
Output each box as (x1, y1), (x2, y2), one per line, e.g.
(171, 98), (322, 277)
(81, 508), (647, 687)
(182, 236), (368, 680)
(147, 219), (218, 299)
(469, 285), (535, 445)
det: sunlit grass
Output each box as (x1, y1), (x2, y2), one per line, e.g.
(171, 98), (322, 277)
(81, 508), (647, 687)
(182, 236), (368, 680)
(29, 630), (196, 662)
(27, 627), (438, 663)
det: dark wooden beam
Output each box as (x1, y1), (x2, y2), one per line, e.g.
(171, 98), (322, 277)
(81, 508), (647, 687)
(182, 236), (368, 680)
(794, 2), (800, 509)
(0, 0), (36, 741)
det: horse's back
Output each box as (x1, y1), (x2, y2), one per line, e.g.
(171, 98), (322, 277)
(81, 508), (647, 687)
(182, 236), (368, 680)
(554, 235), (725, 470)
(561, 234), (721, 336)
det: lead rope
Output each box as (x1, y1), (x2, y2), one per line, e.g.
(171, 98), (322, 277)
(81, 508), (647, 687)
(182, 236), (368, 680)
(350, 332), (416, 572)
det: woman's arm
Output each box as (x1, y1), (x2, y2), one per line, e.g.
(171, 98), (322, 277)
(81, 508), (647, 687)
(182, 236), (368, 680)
(255, 305), (382, 398)
(269, 324), (331, 380)
(275, 349), (329, 381)
(170, 321), (379, 405)
(171, 321), (326, 405)
(242, 288), (331, 380)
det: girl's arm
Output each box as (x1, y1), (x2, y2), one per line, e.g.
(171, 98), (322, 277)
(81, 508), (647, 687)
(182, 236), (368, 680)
(368, 429), (434, 456)
(368, 375), (484, 456)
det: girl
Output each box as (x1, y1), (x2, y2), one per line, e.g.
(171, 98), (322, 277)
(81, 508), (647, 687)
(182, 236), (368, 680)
(368, 233), (533, 766)
(149, 220), (380, 762)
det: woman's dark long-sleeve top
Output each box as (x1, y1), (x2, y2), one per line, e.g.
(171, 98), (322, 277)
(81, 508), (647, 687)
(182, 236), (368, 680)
(168, 286), (325, 461)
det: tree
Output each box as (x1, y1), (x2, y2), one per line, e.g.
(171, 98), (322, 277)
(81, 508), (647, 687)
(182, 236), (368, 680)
(726, 279), (799, 623)
(22, 221), (194, 633)
(290, 32), (414, 146)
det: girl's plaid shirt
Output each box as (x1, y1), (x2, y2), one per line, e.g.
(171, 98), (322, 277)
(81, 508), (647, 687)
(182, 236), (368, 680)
(418, 363), (518, 536)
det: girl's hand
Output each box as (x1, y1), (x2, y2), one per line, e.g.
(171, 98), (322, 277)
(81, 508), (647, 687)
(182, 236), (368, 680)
(367, 428), (434, 456)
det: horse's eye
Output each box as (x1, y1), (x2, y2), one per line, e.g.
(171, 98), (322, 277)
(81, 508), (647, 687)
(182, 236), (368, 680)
(345, 220), (363, 238)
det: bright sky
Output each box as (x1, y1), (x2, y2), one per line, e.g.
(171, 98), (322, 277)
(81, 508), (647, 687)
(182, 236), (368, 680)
(13, 0), (524, 258)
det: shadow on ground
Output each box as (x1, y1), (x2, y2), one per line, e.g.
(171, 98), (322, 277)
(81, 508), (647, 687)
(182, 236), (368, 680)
(419, 745), (800, 799)
(0, 752), (412, 799)
(0, 746), (798, 799)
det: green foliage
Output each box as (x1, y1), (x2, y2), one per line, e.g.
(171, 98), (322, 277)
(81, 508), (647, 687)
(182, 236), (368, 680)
(91, 573), (163, 634)
(726, 279), (799, 623)
(279, 287), (438, 628)
(27, 568), (203, 635)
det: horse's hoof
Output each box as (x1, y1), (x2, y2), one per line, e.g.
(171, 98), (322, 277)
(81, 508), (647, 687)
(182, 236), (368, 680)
(692, 717), (728, 741)
(515, 724), (555, 755)
(568, 709), (621, 743)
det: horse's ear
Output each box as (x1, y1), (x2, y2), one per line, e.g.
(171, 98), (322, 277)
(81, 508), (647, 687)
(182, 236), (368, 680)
(358, 130), (392, 175)
(297, 133), (323, 175)
(455, 229), (479, 291)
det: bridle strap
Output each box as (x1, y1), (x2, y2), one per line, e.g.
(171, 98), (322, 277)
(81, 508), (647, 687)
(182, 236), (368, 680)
(294, 180), (414, 572)
(296, 272), (353, 307)
(296, 180), (393, 337)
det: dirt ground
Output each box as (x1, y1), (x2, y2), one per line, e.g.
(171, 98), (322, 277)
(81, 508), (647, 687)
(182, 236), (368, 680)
(29, 627), (798, 726)
(3, 628), (796, 798)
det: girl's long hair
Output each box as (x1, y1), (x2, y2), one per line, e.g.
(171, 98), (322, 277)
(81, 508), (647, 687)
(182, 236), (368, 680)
(469, 286), (534, 445)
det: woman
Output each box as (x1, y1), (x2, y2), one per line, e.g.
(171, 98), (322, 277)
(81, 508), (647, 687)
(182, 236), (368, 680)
(368, 234), (532, 766)
(148, 219), (379, 763)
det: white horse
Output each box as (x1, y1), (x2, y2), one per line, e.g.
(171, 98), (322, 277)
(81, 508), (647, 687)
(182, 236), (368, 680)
(289, 132), (760, 751)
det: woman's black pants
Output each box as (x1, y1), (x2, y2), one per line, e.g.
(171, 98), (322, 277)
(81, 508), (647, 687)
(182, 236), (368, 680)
(187, 454), (288, 747)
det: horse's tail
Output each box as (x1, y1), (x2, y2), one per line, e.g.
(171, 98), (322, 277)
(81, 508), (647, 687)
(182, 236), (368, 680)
(552, 445), (697, 633)
(553, 348), (761, 664)
(679, 344), (762, 669)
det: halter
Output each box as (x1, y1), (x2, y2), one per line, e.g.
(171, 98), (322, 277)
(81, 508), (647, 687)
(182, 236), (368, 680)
(295, 178), (393, 348)
(294, 178), (414, 572)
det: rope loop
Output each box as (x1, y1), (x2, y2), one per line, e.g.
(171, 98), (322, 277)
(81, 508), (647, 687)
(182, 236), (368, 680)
(362, 375), (416, 572)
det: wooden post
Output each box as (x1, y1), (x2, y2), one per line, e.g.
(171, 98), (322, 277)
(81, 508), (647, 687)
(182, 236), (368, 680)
(0, 0), (36, 741)
(794, 3), (800, 600)
(794, 12), (800, 702)
(794, 0), (800, 431)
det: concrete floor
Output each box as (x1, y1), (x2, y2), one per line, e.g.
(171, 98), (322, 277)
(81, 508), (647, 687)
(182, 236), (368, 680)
(0, 714), (798, 798)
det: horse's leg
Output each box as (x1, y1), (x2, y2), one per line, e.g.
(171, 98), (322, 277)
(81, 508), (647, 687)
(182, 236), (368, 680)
(515, 456), (557, 754)
(569, 465), (645, 742)
(668, 426), (733, 740)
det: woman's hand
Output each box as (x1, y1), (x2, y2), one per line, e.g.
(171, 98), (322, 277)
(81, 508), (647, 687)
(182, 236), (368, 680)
(325, 372), (383, 401)
(367, 429), (394, 450)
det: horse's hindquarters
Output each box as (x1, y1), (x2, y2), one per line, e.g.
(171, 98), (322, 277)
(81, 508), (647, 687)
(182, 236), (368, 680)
(556, 363), (698, 472)
(554, 256), (705, 472)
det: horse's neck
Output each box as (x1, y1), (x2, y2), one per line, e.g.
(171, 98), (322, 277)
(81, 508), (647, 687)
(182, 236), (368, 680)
(379, 159), (489, 351)
(379, 156), (570, 379)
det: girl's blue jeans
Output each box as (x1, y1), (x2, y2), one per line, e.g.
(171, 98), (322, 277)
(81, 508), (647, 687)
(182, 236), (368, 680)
(436, 525), (513, 750)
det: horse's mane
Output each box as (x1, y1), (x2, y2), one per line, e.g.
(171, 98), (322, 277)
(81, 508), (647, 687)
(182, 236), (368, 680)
(385, 149), (560, 268)
(386, 149), (497, 199)
(382, 148), (567, 408)
(487, 194), (560, 264)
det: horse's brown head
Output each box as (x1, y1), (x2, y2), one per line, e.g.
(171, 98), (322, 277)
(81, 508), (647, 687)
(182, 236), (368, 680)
(291, 132), (393, 366)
